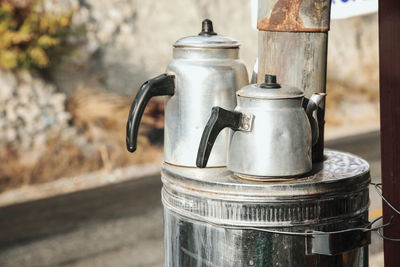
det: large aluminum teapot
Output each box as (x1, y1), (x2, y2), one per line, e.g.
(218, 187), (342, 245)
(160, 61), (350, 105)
(126, 19), (249, 167)
(196, 74), (325, 178)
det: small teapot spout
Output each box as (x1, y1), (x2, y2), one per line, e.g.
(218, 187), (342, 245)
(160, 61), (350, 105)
(306, 93), (326, 146)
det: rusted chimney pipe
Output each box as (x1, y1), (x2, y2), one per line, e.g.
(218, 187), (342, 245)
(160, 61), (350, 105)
(257, 0), (331, 162)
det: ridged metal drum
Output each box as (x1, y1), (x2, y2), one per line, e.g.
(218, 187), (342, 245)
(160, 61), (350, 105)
(161, 150), (370, 267)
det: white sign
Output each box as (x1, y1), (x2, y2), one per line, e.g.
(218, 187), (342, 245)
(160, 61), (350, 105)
(331, 0), (377, 20)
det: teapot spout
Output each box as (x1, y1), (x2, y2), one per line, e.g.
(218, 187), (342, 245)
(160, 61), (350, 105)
(306, 93), (326, 146)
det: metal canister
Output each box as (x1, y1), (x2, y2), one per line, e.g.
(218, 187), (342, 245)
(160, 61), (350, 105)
(162, 150), (370, 267)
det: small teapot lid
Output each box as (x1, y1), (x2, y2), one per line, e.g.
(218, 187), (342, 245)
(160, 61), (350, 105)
(237, 74), (304, 99)
(174, 19), (240, 49)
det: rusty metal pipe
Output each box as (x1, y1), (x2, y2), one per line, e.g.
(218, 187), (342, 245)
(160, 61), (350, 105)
(257, 0), (331, 32)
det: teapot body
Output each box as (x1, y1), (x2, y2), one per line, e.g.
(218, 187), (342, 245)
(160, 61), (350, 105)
(196, 75), (326, 178)
(126, 19), (249, 167)
(165, 48), (248, 167)
(228, 97), (312, 178)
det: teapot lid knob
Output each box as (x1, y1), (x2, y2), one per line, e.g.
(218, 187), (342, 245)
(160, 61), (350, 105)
(199, 19), (217, 36)
(260, 74), (281, 89)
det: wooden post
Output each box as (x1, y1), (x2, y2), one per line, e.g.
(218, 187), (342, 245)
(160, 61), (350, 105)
(257, 0), (331, 162)
(379, 0), (400, 266)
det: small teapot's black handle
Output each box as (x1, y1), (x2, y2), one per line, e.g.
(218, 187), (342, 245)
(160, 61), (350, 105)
(126, 73), (175, 153)
(196, 107), (242, 168)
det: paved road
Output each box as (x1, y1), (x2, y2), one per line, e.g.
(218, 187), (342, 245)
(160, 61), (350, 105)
(0, 131), (382, 267)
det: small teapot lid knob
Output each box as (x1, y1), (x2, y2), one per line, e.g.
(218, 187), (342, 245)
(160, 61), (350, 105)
(199, 19), (217, 36)
(260, 74), (281, 89)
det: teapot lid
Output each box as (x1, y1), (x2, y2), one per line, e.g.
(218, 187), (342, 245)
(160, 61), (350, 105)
(173, 19), (240, 49)
(237, 74), (304, 99)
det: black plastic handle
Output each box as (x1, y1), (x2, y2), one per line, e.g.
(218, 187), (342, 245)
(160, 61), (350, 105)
(196, 107), (242, 168)
(126, 73), (175, 153)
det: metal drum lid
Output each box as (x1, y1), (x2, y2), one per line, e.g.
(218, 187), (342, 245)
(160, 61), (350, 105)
(161, 150), (370, 227)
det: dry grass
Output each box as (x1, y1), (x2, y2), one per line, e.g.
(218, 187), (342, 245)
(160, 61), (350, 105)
(0, 87), (164, 193)
(68, 87), (164, 168)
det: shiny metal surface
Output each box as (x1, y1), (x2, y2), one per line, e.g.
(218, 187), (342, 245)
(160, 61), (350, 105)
(164, 211), (368, 267)
(162, 150), (370, 197)
(174, 35), (240, 48)
(229, 97), (312, 177)
(307, 93), (327, 146)
(164, 47), (248, 167)
(162, 150), (370, 267)
(218, 82), (325, 177)
(194, 79), (325, 176)
(196, 80), (325, 177)
(174, 19), (240, 49)
(237, 82), (303, 99)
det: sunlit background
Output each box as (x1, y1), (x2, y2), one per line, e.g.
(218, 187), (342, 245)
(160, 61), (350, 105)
(0, 0), (380, 266)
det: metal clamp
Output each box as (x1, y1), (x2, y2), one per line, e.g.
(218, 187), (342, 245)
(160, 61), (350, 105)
(305, 228), (371, 256)
(238, 113), (254, 132)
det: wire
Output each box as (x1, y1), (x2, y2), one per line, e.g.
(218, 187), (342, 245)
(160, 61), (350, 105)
(369, 182), (400, 241)
(225, 182), (400, 241)
(164, 181), (400, 241)
(165, 202), (390, 237)
(370, 182), (400, 215)
(377, 226), (400, 242)
(226, 215), (391, 237)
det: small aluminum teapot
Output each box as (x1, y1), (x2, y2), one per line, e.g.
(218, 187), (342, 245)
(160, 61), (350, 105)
(126, 19), (248, 167)
(196, 74), (326, 178)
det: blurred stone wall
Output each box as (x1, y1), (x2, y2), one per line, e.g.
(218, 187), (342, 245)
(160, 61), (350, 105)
(50, 0), (257, 96)
(328, 13), (379, 92)
(48, 0), (378, 98)
(326, 13), (379, 131)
